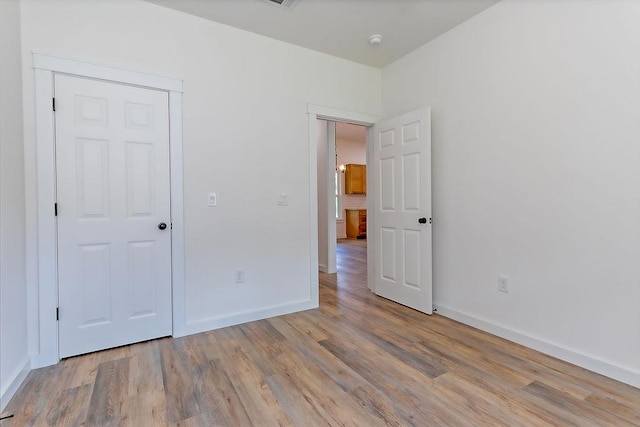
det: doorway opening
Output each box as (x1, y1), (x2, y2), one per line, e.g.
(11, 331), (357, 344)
(316, 119), (369, 291)
(308, 104), (433, 316)
(306, 104), (378, 311)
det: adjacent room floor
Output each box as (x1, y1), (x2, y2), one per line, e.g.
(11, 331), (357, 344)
(2, 239), (639, 426)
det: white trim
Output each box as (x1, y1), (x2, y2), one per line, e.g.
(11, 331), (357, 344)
(0, 356), (31, 412)
(308, 104), (379, 126)
(33, 67), (58, 368)
(308, 114), (320, 307)
(183, 299), (317, 336)
(169, 91), (187, 338)
(336, 173), (344, 220)
(318, 264), (328, 273)
(307, 103), (379, 298)
(366, 126), (375, 291)
(326, 121), (337, 274)
(32, 53), (182, 93)
(31, 53), (185, 366)
(435, 303), (640, 389)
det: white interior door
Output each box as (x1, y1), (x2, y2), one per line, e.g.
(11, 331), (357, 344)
(55, 74), (172, 358)
(372, 108), (432, 313)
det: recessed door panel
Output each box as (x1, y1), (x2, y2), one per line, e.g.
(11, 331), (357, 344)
(128, 241), (157, 318)
(380, 128), (394, 148)
(126, 141), (154, 218)
(78, 243), (111, 326)
(402, 121), (420, 144)
(76, 138), (109, 219)
(75, 95), (108, 126)
(403, 230), (421, 290)
(380, 157), (395, 211)
(125, 102), (154, 130)
(380, 227), (397, 282)
(402, 153), (420, 212)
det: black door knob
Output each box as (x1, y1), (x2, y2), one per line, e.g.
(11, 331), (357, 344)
(418, 217), (427, 224)
(158, 222), (167, 230)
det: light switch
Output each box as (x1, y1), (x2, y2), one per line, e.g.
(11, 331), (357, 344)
(276, 192), (288, 206)
(208, 192), (217, 207)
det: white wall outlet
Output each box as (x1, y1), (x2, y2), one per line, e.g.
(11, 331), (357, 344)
(276, 192), (288, 206)
(208, 192), (217, 207)
(498, 275), (509, 293)
(235, 268), (245, 283)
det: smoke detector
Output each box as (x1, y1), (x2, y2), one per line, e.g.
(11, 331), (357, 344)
(369, 34), (384, 46)
(260, 0), (300, 10)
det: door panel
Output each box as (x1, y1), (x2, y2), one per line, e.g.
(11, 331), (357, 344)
(403, 230), (421, 289)
(127, 240), (157, 318)
(380, 158), (395, 210)
(78, 243), (111, 326)
(126, 141), (155, 217)
(77, 137), (110, 218)
(380, 227), (397, 281)
(402, 153), (420, 211)
(56, 74), (172, 358)
(372, 108), (432, 314)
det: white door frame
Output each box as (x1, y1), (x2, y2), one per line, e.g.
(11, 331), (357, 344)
(317, 120), (337, 275)
(32, 53), (185, 367)
(326, 121), (337, 274)
(307, 104), (379, 303)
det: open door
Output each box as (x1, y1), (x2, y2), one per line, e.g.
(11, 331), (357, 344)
(372, 108), (432, 314)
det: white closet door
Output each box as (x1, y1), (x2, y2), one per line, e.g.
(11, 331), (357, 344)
(55, 74), (172, 358)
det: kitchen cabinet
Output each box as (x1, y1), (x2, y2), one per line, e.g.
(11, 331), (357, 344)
(346, 209), (366, 239)
(345, 164), (366, 194)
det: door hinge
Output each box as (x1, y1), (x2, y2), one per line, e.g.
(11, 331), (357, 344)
(52, 97), (56, 112)
(56, 307), (59, 321)
(54, 203), (58, 216)
(429, 218), (432, 224)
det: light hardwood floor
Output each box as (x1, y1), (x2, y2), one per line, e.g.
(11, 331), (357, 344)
(2, 239), (639, 426)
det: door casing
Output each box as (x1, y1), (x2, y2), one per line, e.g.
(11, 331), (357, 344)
(31, 53), (185, 368)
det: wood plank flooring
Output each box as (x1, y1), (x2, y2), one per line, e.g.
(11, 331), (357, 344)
(2, 239), (639, 426)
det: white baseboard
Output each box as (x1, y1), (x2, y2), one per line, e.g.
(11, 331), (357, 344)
(318, 264), (328, 273)
(435, 303), (640, 389)
(178, 299), (317, 337)
(0, 356), (30, 412)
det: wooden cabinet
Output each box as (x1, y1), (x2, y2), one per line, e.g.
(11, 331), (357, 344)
(346, 209), (367, 239)
(345, 164), (366, 194)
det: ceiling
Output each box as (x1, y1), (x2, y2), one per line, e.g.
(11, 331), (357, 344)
(336, 122), (366, 143)
(145, 0), (499, 68)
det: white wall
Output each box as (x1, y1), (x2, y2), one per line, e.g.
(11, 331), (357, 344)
(0, 0), (29, 409)
(383, 0), (640, 386)
(20, 0), (380, 342)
